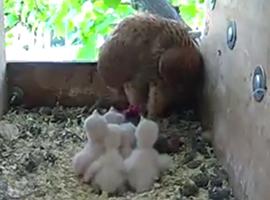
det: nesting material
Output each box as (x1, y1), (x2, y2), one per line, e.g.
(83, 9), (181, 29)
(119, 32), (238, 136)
(0, 106), (235, 200)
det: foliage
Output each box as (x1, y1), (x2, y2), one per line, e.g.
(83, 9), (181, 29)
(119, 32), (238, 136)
(169, 0), (205, 29)
(4, 0), (205, 62)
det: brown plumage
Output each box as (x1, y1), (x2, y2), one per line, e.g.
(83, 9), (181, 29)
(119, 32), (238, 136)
(97, 13), (204, 118)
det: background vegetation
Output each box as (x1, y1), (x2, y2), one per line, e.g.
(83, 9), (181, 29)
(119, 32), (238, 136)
(4, 0), (205, 62)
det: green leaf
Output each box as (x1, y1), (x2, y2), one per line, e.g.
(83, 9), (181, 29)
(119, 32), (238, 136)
(51, 2), (70, 36)
(21, 5), (30, 23)
(6, 14), (19, 27)
(115, 4), (135, 16)
(55, 23), (66, 37)
(79, 19), (95, 35)
(103, 0), (120, 9)
(187, 0), (197, 4)
(26, 0), (35, 10)
(69, 0), (81, 12)
(180, 4), (198, 19)
(66, 20), (75, 33)
(169, 0), (181, 6)
(94, 15), (115, 33)
(27, 11), (37, 25)
(5, 41), (13, 46)
(4, 0), (205, 62)
(6, 32), (14, 39)
(77, 34), (98, 61)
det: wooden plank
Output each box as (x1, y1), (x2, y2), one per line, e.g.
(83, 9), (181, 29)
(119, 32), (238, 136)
(7, 62), (128, 109)
(201, 0), (270, 199)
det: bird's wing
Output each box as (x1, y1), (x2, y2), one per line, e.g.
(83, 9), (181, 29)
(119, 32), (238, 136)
(158, 46), (203, 85)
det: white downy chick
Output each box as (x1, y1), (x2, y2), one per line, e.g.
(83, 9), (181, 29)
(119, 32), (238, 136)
(83, 124), (126, 193)
(157, 154), (173, 173)
(72, 109), (109, 177)
(119, 122), (136, 159)
(124, 117), (172, 193)
(103, 106), (125, 124)
(135, 117), (172, 173)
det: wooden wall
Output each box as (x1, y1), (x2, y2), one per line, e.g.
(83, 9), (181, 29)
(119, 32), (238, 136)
(0, 0), (7, 117)
(7, 62), (128, 110)
(201, 0), (270, 199)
